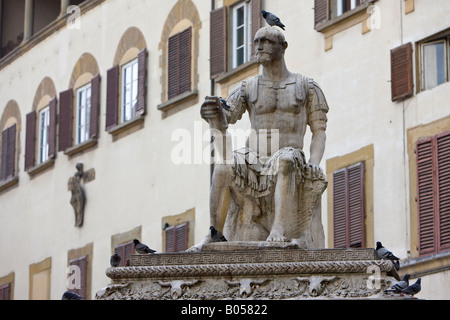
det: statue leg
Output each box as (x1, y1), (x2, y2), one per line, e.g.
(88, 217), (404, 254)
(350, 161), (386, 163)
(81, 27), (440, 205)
(210, 163), (233, 232)
(267, 154), (297, 242)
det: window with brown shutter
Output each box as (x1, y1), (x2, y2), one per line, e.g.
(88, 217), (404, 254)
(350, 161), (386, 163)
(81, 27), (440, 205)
(314, 0), (329, 29)
(59, 89), (74, 152)
(333, 162), (366, 248)
(165, 222), (189, 253)
(136, 49), (147, 117)
(391, 42), (414, 102)
(48, 97), (57, 160)
(210, 7), (227, 79)
(1, 124), (16, 181)
(106, 65), (119, 131)
(0, 283), (11, 300)
(168, 28), (192, 100)
(416, 130), (450, 256)
(69, 256), (87, 299)
(89, 74), (101, 139)
(114, 241), (134, 267)
(25, 111), (36, 171)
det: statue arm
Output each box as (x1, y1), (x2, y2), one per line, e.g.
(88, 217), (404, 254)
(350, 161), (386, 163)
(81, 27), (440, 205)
(224, 82), (248, 125)
(307, 80), (329, 169)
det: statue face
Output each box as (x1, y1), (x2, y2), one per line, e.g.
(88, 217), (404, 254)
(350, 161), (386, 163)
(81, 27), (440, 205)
(254, 29), (286, 66)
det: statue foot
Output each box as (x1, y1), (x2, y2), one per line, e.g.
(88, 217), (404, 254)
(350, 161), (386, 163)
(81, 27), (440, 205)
(266, 230), (289, 242)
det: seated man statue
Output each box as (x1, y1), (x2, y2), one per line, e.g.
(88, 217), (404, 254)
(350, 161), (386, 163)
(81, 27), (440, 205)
(198, 27), (329, 249)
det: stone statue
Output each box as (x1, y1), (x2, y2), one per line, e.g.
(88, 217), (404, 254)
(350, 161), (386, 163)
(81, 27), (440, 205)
(198, 26), (329, 249)
(68, 163), (86, 227)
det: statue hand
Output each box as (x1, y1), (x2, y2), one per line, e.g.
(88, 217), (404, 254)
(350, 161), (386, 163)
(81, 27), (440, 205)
(306, 162), (323, 180)
(201, 96), (222, 121)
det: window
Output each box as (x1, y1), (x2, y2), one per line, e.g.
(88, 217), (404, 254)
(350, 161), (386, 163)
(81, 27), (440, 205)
(421, 37), (449, 91)
(168, 27), (192, 100)
(0, 283), (11, 300)
(333, 162), (366, 248)
(69, 256), (87, 299)
(121, 59), (139, 122)
(165, 222), (189, 253)
(391, 42), (413, 102)
(416, 130), (450, 256)
(76, 84), (92, 145)
(106, 49), (147, 132)
(114, 241), (134, 267)
(1, 124), (16, 182)
(330, 0), (360, 18)
(38, 106), (50, 165)
(232, 2), (252, 69)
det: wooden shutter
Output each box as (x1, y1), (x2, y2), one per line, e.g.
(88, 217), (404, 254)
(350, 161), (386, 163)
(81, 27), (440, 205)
(58, 89), (74, 151)
(48, 97), (57, 159)
(179, 28), (192, 96)
(106, 65), (119, 131)
(25, 111), (36, 171)
(165, 222), (189, 253)
(90, 74), (101, 139)
(417, 131), (450, 255)
(168, 28), (192, 99)
(391, 42), (413, 102)
(168, 32), (180, 100)
(69, 256), (87, 299)
(437, 131), (450, 250)
(210, 6), (227, 79)
(114, 241), (134, 267)
(0, 284), (11, 300)
(1, 124), (16, 181)
(136, 49), (147, 117)
(333, 163), (365, 248)
(251, 0), (262, 56)
(416, 137), (436, 255)
(314, 0), (329, 29)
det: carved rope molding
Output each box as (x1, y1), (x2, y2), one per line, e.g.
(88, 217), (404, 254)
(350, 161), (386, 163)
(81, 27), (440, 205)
(106, 260), (394, 279)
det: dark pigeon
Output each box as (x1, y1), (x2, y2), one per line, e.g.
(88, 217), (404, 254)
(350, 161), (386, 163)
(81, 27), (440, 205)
(376, 241), (400, 260)
(401, 278), (421, 297)
(133, 239), (156, 254)
(62, 291), (83, 300)
(210, 226), (227, 242)
(262, 10), (285, 30)
(385, 274), (410, 293)
(110, 253), (121, 267)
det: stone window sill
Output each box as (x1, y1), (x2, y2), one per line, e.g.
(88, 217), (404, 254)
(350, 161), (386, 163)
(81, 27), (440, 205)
(107, 115), (145, 141)
(215, 59), (259, 85)
(157, 90), (199, 113)
(401, 250), (450, 278)
(0, 176), (19, 194)
(64, 138), (98, 158)
(27, 158), (55, 177)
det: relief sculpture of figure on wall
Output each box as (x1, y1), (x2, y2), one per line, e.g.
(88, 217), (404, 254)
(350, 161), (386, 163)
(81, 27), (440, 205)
(198, 27), (329, 249)
(68, 163), (86, 227)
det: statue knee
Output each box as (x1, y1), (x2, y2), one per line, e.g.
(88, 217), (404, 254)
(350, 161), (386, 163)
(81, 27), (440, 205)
(277, 155), (295, 175)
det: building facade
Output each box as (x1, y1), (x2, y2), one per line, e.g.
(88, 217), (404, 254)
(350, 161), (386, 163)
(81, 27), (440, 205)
(0, 0), (449, 300)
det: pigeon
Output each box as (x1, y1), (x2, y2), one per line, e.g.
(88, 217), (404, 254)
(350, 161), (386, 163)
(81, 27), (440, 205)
(210, 226), (227, 242)
(401, 278), (421, 297)
(110, 253), (121, 267)
(133, 239), (156, 254)
(376, 241), (400, 261)
(262, 10), (285, 30)
(385, 274), (410, 293)
(62, 291), (83, 300)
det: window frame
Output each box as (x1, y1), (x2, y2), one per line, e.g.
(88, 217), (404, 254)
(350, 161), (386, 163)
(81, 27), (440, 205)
(330, 0), (361, 19)
(231, 1), (252, 69)
(420, 37), (449, 91)
(75, 83), (92, 145)
(38, 106), (50, 165)
(121, 58), (139, 123)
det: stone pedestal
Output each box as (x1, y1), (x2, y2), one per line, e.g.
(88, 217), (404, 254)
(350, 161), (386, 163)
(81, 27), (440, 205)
(96, 242), (408, 300)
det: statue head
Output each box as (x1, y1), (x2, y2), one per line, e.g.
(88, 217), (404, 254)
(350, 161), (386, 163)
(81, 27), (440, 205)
(254, 27), (288, 66)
